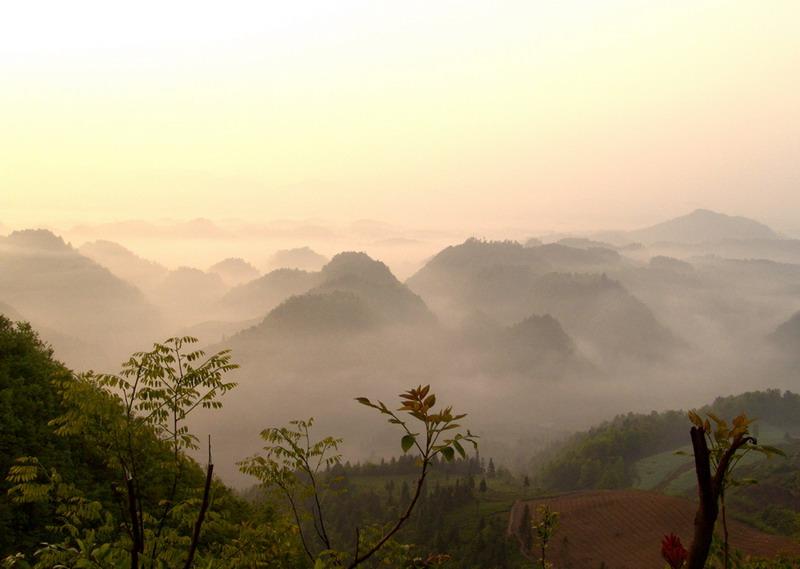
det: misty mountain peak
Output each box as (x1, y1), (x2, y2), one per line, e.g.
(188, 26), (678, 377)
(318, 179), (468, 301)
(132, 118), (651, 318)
(6, 229), (71, 252)
(80, 239), (133, 256)
(266, 247), (328, 271)
(208, 257), (260, 286)
(630, 209), (779, 244)
(322, 251), (399, 286)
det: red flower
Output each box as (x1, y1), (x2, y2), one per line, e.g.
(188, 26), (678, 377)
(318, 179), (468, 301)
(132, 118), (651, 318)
(661, 533), (688, 569)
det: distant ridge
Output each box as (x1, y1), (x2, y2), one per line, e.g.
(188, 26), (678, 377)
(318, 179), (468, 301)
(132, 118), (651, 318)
(79, 240), (168, 291)
(628, 209), (779, 244)
(769, 311), (800, 353)
(208, 257), (259, 286)
(229, 251), (433, 340)
(265, 247), (328, 272)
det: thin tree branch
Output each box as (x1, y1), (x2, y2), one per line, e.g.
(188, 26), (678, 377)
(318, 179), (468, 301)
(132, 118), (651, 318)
(347, 459), (430, 569)
(184, 438), (214, 569)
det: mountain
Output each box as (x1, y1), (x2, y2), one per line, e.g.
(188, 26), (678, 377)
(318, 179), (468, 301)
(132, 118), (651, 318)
(153, 267), (227, 324)
(208, 257), (260, 286)
(531, 390), (800, 541)
(265, 246), (328, 271)
(225, 252), (433, 342)
(406, 239), (550, 320)
(79, 240), (168, 292)
(648, 255), (694, 273)
(628, 209), (779, 244)
(0, 230), (160, 366)
(528, 273), (681, 361)
(498, 314), (584, 376)
(408, 239), (673, 360)
(407, 238), (621, 308)
(70, 217), (231, 240)
(555, 237), (617, 250)
(313, 252), (434, 324)
(247, 291), (379, 337)
(218, 268), (322, 320)
(534, 389), (800, 492)
(177, 317), (263, 346)
(769, 311), (800, 353)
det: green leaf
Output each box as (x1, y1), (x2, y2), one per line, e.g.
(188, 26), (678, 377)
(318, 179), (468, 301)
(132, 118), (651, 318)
(441, 446), (455, 462)
(401, 434), (416, 453)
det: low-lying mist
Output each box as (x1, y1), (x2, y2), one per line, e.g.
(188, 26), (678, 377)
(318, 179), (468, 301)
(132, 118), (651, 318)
(2, 208), (799, 486)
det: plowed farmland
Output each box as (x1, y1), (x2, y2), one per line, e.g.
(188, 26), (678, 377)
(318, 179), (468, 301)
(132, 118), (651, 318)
(509, 490), (800, 568)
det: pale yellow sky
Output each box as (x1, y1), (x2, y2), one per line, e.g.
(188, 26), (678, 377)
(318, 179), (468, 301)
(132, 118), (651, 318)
(1, 1), (799, 233)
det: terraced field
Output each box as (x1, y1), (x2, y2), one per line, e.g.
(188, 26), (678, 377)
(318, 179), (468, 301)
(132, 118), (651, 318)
(509, 489), (800, 569)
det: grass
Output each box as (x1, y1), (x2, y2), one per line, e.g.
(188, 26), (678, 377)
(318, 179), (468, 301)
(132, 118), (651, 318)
(633, 444), (693, 491)
(633, 421), (791, 494)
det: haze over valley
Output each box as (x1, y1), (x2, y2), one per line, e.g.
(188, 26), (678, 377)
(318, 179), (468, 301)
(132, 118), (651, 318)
(4, 4), (800, 566)
(3, 208), (800, 482)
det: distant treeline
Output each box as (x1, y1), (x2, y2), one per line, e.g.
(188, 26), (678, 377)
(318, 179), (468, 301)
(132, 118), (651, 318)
(533, 389), (800, 492)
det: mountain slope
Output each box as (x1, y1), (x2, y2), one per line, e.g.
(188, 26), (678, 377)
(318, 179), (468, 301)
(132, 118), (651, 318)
(313, 252), (434, 325)
(218, 268), (322, 320)
(769, 311), (800, 353)
(510, 490), (800, 568)
(528, 273), (681, 361)
(265, 246), (328, 271)
(0, 230), (160, 365)
(79, 240), (168, 292)
(407, 238), (623, 325)
(208, 257), (259, 286)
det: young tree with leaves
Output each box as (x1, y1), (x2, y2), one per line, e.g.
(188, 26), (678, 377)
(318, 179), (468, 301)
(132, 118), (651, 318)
(683, 411), (785, 569)
(7, 336), (238, 569)
(240, 385), (477, 568)
(532, 504), (559, 569)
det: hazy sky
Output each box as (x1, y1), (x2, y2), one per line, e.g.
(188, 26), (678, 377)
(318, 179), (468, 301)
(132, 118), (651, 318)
(2, 1), (799, 233)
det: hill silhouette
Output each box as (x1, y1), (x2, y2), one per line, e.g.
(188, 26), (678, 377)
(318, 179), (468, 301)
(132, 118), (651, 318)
(313, 252), (434, 325)
(408, 239), (676, 360)
(250, 290), (378, 336)
(628, 209), (779, 244)
(208, 257), (259, 286)
(265, 246), (328, 271)
(79, 239), (168, 292)
(769, 311), (800, 354)
(154, 267), (227, 325)
(0, 230), (160, 367)
(219, 268), (322, 320)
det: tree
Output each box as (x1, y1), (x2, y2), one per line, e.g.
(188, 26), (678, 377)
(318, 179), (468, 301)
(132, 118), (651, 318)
(532, 504), (559, 569)
(487, 458), (496, 479)
(683, 411), (784, 569)
(0, 318), (78, 555)
(478, 478), (487, 493)
(240, 385), (477, 568)
(7, 336), (239, 569)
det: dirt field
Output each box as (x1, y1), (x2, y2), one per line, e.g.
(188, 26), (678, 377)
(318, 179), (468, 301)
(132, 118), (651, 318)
(509, 489), (800, 569)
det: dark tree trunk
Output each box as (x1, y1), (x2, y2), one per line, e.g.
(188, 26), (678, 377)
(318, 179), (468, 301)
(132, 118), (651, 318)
(686, 427), (718, 569)
(184, 462), (214, 569)
(686, 426), (753, 569)
(126, 474), (142, 569)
